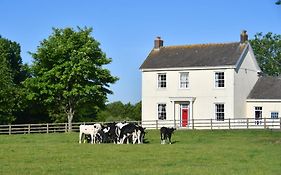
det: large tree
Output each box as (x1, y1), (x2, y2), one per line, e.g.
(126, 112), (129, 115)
(0, 36), (27, 124)
(250, 32), (281, 76)
(24, 27), (118, 131)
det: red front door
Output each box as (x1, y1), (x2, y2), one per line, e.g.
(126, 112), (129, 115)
(182, 108), (188, 127)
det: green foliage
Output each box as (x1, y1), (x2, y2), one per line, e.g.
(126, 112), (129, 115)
(96, 101), (141, 121)
(0, 36), (28, 124)
(250, 32), (281, 76)
(0, 130), (281, 174)
(24, 27), (118, 129)
(0, 60), (16, 124)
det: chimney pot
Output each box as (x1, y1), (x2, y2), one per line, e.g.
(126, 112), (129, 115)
(154, 36), (163, 49)
(240, 30), (248, 43)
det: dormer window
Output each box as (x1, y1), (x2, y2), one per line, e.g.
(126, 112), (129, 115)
(215, 72), (225, 88)
(158, 73), (166, 88)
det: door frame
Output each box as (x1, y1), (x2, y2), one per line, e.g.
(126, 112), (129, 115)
(180, 103), (189, 127)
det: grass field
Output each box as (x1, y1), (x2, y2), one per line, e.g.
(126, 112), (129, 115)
(0, 129), (281, 175)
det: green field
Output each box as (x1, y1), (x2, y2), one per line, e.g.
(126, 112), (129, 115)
(0, 129), (281, 175)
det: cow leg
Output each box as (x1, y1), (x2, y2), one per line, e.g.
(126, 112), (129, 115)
(126, 134), (130, 144)
(79, 132), (83, 144)
(168, 134), (172, 144)
(132, 132), (138, 144)
(90, 134), (94, 144)
(164, 134), (168, 144)
(137, 131), (141, 144)
(121, 135), (127, 144)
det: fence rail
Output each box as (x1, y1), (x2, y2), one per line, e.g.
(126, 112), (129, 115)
(0, 118), (280, 135)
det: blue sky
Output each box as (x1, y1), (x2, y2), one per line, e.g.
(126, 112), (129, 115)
(0, 0), (280, 104)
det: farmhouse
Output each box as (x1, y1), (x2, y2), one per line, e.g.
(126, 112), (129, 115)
(140, 30), (281, 128)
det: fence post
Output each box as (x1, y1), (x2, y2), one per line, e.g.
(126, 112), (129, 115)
(28, 124), (31, 134)
(210, 119), (213, 130)
(47, 123), (49, 134)
(156, 120), (158, 130)
(192, 119), (194, 130)
(65, 123), (68, 132)
(9, 125), (11, 135)
(280, 118), (281, 130)
(264, 118), (266, 129)
(247, 118), (249, 129)
(228, 118), (231, 129)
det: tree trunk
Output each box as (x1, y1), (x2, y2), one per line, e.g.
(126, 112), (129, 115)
(67, 107), (74, 132)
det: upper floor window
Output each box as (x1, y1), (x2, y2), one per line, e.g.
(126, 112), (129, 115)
(158, 73), (166, 88)
(271, 112), (279, 119)
(215, 72), (225, 88)
(215, 103), (224, 121)
(179, 72), (189, 89)
(255, 106), (262, 120)
(158, 104), (166, 120)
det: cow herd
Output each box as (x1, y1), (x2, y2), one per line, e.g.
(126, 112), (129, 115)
(79, 122), (176, 144)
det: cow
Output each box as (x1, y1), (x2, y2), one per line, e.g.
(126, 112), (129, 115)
(115, 122), (129, 143)
(160, 127), (176, 144)
(79, 123), (102, 144)
(119, 123), (146, 144)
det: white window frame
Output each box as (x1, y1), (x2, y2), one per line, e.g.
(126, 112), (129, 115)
(157, 73), (167, 89)
(179, 72), (189, 89)
(214, 72), (225, 88)
(254, 106), (262, 120)
(215, 103), (225, 121)
(157, 103), (166, 120)
(270, 111), (279, 119)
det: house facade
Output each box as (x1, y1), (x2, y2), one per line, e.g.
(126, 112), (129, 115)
(140, 31), (280, 128)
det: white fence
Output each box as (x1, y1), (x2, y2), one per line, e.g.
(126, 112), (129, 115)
(0, 118), (280, 135)
(142, 118), (281, 130)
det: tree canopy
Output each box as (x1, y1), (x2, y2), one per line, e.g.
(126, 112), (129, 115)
(96, 101), (141, 122)
(24, 27), (118, 130)
(250, 32), (281, 76)
(0, 36), (27, 124)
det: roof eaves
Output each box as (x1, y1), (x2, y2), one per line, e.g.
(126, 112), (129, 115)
(234, 43), (249, 72)
(140, 65), (236, 72)
(246, 99), (281, 102)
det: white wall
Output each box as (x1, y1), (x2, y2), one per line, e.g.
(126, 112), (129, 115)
(234, 49), (260, 118)
(141, 68), (236, 122)
(246, 101), (281, 118)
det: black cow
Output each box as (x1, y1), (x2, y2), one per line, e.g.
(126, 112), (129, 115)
(102, 122), (119, 143)
(160, 127), (176, 144)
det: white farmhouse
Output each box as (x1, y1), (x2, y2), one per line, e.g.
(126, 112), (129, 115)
(140, 31), (281, 128)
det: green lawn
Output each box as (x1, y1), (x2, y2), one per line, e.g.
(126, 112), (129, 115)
(0, 130), (280, 175)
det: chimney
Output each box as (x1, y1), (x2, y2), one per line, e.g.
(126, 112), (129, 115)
(240, 30), (248, 43)
(154, 36), (163, 49)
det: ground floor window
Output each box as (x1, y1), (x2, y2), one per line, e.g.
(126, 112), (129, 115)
(255, 107), (262, 120)
(215, 103), (224, 121)
(271, 112), (279, 119)
(158, 104), (166, 120)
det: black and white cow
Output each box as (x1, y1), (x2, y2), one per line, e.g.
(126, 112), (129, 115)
(119, 123), (146, 144)
(160, 127), (176, 144)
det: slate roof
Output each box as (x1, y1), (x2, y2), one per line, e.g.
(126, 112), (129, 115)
(140, 42), (247, 69)
(247, 76), (281, 99)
